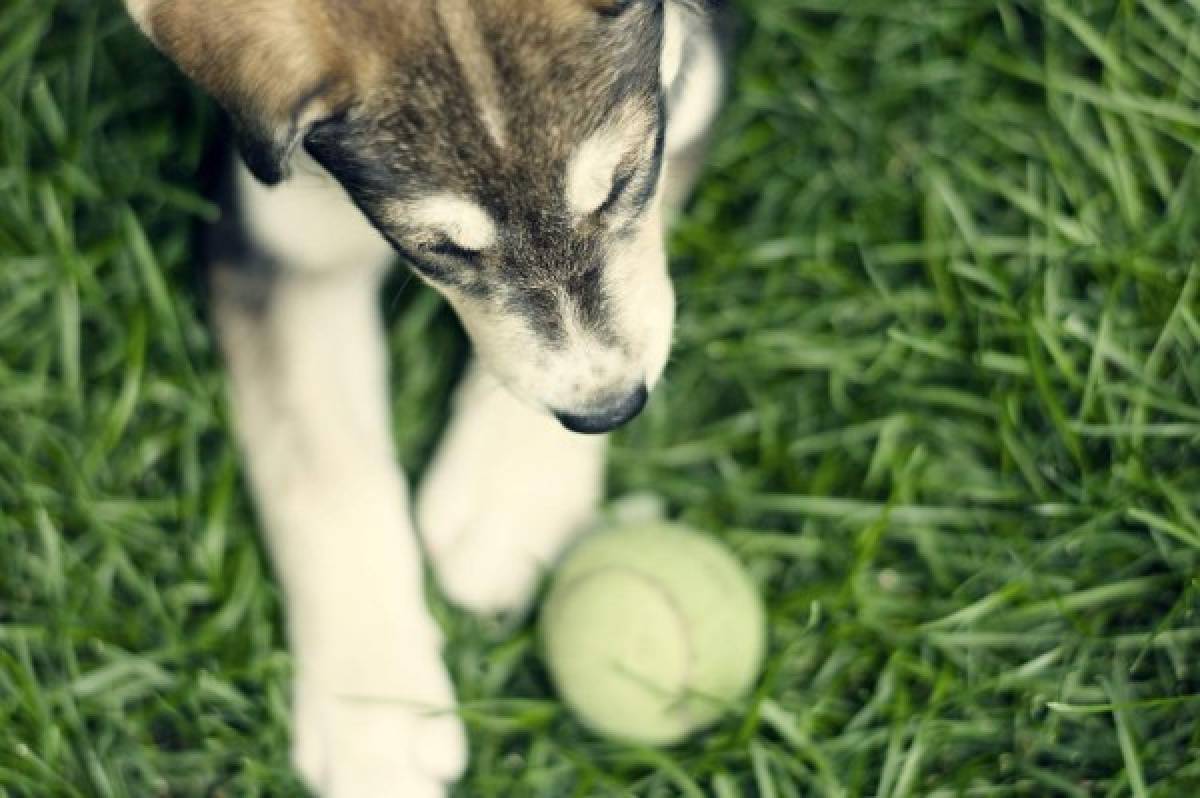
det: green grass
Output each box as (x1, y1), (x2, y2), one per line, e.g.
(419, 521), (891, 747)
(3, 0), (1200, 794)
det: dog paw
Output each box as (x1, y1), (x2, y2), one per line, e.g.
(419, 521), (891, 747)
(291, 636), (466, 797)
(417, 367), (607, 615)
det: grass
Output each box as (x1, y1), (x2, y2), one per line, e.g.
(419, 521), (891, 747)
(2, 0), (1199, 794)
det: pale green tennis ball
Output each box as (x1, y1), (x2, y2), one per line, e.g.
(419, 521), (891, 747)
(540, 521), (766, 745)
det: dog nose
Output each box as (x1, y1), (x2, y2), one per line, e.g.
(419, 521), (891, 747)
(554, 384), (649, 435)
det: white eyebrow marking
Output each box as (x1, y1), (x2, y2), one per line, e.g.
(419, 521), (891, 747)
(566, 127), (628, 217)
(436, 0), (508, 149)
(566, 102), (657, 218)
(404, 194), (497, 250)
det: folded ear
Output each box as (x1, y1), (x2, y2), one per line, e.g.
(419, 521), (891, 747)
(125, 0), (351, 184)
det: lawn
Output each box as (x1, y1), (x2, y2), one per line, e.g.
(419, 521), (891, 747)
(2, 0), (1199, 795)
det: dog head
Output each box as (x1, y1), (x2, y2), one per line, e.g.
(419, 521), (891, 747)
(130, 0), (682, 433)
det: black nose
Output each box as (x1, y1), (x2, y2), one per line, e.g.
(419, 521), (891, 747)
(555, 384), (649, 435)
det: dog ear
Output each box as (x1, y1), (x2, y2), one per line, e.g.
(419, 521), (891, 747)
(125, 0), (351, 185)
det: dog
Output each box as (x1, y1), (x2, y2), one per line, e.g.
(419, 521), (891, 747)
(122, 0), (725, 794)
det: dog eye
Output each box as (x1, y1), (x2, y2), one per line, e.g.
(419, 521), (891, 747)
(594, 167), (636, 217)
(387, 236), (478, 283)
(425, 237), (483, 263)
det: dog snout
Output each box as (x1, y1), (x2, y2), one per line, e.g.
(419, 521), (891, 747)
(553, 383), (649, 435)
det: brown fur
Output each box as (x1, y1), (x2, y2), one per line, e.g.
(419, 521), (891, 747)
(140, 0), (640, 132)
(142, 0), (412, 180)
(146, 2), (345, 126)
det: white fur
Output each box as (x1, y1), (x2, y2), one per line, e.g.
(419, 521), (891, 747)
(417, 364), (607, 614)
(605, 208), (676, 388)
(216, 169), (465, 796)
(401, 194), (498, 252)
(123, 0), (152, 34)
(239, 154), (395, 274)
(661, 1), (688, 90)
(565, 126), (627, 217)
(665, 10), (724, 156)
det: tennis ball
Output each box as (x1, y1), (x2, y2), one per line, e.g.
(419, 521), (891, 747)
(540, 521), (766, 745)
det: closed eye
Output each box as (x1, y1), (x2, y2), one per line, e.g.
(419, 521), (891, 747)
(381, 234), (476, 283)
(390, 194), (497, 269)
(594, 167), (636, 217)
(425, 237), (482, 262)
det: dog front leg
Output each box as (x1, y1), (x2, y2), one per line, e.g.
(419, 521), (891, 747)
(211, 164), (465, 797)
(417, 363), (608, 614)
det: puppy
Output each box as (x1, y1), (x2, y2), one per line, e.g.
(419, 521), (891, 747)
(122, 0), (724, 794)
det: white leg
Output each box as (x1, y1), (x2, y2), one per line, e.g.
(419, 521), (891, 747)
(213, 162), (465, 797)
(417, 363), (608, 615)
